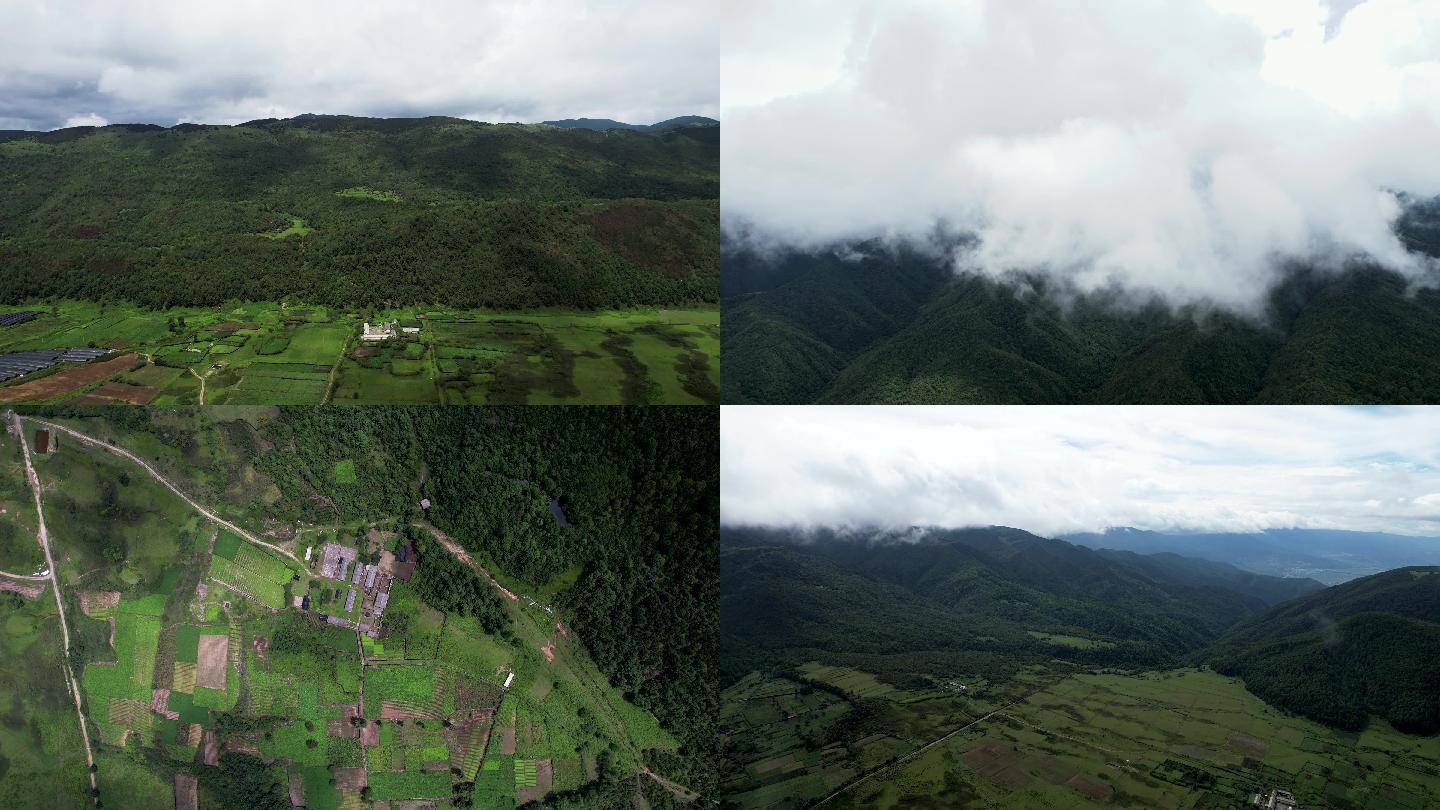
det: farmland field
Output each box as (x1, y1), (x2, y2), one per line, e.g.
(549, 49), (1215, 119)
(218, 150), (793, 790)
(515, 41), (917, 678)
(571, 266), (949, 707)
(722, 666), (1440, 809)
(0, 302), (718, 405)
(0, 406), (712, 808)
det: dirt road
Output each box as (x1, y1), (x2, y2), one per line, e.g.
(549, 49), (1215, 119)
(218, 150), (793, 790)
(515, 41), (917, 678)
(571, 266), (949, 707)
(10, 411), (97, 794)
(813, 702), (1019, 808)
(415, 521), (700, 803)
(21, 417), (299, 563)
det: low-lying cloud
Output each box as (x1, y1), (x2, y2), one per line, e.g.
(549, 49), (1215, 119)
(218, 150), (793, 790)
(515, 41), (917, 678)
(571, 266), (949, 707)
(722, 0), (1440, 310)
(0, 0), (717, 131)
(720, 405), (1440, 537)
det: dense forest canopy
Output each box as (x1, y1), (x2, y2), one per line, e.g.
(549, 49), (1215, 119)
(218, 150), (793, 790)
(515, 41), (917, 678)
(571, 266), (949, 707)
(239, 407), (719, 787)
(0, 116), (718, 309)
(1204, 567), (1440, 734)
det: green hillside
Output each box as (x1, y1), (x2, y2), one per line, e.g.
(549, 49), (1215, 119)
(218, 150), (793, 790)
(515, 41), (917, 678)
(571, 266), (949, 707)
(722, 230), (1440, 404)
(0, 116), (718, 309)
(1206, 567), (1440, 734)
(721, 526), (1322, 680)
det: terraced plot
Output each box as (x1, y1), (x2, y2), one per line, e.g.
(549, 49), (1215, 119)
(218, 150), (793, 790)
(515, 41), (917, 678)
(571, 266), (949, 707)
(0, 302), (718, 404)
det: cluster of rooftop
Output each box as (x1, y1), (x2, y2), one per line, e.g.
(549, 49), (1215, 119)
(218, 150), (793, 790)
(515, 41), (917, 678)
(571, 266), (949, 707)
(309, 541), (410, 638)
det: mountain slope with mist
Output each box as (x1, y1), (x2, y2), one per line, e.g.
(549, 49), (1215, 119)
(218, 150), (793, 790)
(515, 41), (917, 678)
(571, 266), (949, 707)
(722, 232), (1440, 404)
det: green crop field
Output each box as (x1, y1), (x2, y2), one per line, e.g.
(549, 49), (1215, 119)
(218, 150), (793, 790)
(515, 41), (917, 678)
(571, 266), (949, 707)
(0, 302), (717, 404)
(0, 406), (710, 809)
(723, 666), (1440, 809)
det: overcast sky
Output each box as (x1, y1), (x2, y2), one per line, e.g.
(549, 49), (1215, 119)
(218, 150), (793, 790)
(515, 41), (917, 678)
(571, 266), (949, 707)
(723, 0), (1440, 311)
(0, 0), (716, 131)
(721, 406), (1440, 537)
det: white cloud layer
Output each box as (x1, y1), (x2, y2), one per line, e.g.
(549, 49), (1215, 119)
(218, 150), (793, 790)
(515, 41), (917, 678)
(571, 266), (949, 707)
(0, 0), (717, 131)
(721, 405), (1440, 537)
(722, 0), (1440, 310)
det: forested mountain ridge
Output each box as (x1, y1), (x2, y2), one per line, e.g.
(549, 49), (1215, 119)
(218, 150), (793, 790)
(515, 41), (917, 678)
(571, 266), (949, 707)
(0, 116), (718, 309)
(1204, 567), (1440, 734)
(722, 205), (1440, 404)
(720, 525), (1321, 686)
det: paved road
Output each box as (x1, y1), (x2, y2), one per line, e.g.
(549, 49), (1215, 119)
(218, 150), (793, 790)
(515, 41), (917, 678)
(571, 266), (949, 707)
(22, 417), (299, 563)
(10, 411), (97, 794)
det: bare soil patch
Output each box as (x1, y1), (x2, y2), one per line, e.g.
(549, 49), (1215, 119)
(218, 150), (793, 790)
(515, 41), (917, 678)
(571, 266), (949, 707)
(74, 381), (158, 404)
(0, 353), (138, 402)
(287, 770), (305, 807)
(0, 578), (43, 599)
(174, 773), (198, 810)
(78, 590), (120, 616)
(332, 767), (367, 791)
(360, 721), (379, 747)
(516, 758), (554, 804)
(327, 719), (359, 739)
(963, 741), (1032, 790)
(1227, 734), (1269, 757)
(198, 729), (219, 766)
(500, 726), (516, 755)
(381, 701), (431, 720)
(1066, 773), (1114, 801)
(152, 688), (178, 720)
(196, 634), (229, 689)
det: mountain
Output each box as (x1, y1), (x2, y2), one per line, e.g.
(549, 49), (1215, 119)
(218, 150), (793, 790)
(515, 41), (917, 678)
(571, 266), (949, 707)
(0, 130), (37, 142)
(542, 115), (718, 131)
(721, 525), (1322, 685)
(722, 209), (1440, 404)
(0, 116), (717, 309)
(1068, 527), (1440, 584)
(1205, 567), (1440, 733)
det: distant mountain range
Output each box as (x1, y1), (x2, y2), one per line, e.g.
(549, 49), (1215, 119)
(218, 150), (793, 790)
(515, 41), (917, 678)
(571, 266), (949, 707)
(542, 115), (718, 131)
(1066, 527), (1440, 584)
(722, 198), (1440, 404)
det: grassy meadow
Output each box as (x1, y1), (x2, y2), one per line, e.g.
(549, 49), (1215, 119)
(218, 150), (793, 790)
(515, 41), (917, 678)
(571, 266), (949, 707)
(723, 665), (1440, 809)
(0, 302), (718, 405)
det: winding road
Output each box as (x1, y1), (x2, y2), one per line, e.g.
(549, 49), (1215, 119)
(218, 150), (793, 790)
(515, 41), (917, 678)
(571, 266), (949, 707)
(20, 417), (299, 563)
(9, 411), (97, 794)
(8, 416), (700, 803)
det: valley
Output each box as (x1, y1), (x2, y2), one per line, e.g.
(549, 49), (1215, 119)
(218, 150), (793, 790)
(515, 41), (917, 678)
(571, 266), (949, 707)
(719, 526), (1440, 808)
(0, 303), (718, 405)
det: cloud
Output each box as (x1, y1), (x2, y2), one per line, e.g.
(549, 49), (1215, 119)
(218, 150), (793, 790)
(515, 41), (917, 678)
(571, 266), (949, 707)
(0, 0), (717, 131)
(62, 112), (108, 128)
(720, 405), (1440, 537)
(721, 0), (1440, 311)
